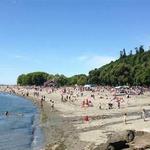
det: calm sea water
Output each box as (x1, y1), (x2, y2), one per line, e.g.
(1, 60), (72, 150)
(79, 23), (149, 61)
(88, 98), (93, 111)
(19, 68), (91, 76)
(0, 93), (44, 150)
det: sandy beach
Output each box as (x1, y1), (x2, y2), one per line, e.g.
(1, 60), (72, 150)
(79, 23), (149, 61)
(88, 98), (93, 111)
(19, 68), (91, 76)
(1, 0), (150, 149)
(1, 86), (150, 150)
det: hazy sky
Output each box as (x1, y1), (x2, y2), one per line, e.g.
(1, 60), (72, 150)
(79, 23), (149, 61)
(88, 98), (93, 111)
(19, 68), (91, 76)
(0, 0), (150, 84)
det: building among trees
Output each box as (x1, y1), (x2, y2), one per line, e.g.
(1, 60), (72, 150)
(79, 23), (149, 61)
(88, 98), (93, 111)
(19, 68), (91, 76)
(44, 80), (57, 87)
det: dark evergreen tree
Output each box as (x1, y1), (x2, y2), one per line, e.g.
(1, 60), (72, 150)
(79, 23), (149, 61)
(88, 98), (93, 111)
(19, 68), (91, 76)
(123, 48), (126, 57)
(135, 47), (139, 54)
(120, 50), (123, 58)
(129, 50), (133, 56)
(139, 45), (144, 53)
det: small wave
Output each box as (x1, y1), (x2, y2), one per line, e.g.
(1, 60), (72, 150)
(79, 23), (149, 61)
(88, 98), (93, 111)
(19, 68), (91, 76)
(31, 113), (44, 150)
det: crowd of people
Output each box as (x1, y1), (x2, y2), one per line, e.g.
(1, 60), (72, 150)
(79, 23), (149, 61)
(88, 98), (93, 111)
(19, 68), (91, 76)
(0, 85), (149, 123)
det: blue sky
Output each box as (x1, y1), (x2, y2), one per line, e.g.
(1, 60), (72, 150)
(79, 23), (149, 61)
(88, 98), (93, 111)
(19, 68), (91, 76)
(0, 0), (150, 84)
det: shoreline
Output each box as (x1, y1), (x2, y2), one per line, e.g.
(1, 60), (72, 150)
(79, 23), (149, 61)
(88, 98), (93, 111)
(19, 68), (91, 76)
(0, 89), (88, 150)
(27, 96), (89, 150)
(21, 94), (88, 150)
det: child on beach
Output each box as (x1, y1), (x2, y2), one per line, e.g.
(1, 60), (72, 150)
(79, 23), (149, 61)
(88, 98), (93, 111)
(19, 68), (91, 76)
(49, 100), (54, 109)
(88, 100), (93, 107)
(124, 113), (127, 124)
(51, 100), (54, 109)
(83, 115), (89, 123)
(85, 99), (89, 108)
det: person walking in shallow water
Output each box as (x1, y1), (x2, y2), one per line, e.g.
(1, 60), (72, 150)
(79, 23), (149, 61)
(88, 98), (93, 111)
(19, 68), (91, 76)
(5, 111), (9, 116)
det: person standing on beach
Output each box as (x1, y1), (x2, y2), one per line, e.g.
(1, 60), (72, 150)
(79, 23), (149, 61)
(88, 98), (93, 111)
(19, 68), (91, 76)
(51, 100), (54, 109)
(117, 100), (120, 109)
(99, 103), (102, 109)
(123, 113), (127, 124)
(141, 109), (146, 121)
(40, 96), (44, 108)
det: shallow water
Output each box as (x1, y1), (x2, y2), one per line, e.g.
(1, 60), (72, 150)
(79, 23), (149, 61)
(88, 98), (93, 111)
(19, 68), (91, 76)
(0, 93), (44, 150)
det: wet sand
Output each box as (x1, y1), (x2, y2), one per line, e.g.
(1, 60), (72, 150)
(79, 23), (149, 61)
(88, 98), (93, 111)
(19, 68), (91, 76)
(41, 103), (88, 150)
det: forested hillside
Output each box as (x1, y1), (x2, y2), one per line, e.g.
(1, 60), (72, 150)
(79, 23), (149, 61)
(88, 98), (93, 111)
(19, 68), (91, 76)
(17, 46), (150, 86)
(88, 46), (150, 86)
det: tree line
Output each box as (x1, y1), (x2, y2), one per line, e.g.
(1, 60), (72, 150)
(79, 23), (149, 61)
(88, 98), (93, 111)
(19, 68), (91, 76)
(17, 45), (150, 86)
(17, 72), (88, 86)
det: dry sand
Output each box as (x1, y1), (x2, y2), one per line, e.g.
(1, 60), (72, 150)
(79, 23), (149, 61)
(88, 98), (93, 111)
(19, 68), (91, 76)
(41, 89), (150, 146)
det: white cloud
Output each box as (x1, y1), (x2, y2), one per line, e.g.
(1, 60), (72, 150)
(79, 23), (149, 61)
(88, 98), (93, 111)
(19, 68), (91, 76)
(88, 55), (115, 68)
(77, 55), (116, 69)
(77, 55), (89, 61)
(14, 54), (42, 65)
(0, 66), (15, 71)
(14, 55), (24, 59)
